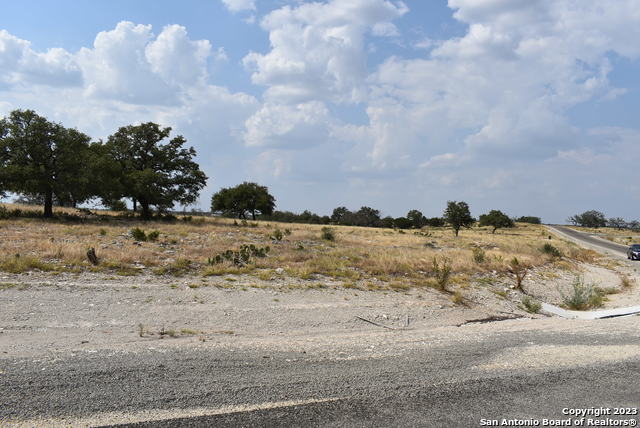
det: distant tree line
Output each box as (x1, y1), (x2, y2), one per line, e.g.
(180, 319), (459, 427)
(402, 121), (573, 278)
(0, 109), (207, 219)
(210, 184), (537, 236)
(568, 210), (640, 230)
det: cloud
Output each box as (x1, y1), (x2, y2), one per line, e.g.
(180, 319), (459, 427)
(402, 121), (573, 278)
(221, 0), (256, 13)
(0, 30), (82, 87)
(77, 22), (221, 105)
(244, 101), (331, 148)
(243, 0), (407, 104)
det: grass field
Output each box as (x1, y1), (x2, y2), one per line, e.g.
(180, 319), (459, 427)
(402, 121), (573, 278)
(0, 203), (600, 290)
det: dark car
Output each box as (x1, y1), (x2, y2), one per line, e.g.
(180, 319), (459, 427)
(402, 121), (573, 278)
(627, 244), (640, 260)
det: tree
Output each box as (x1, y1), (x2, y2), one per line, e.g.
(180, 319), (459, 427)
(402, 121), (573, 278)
(514, 216), (541, 224)
(443, 201), (474, 236)
(105, 122), (207, 220)
(568, 210), (606, 228)
(394, 217), (412, 229)
(211, 182), (275, 220)
(406, 209), (425, 229)
(331, 206), (350, 224)
(479, 210), (515, 233)
(352, 206), (381, 227)
(0, 109), (94, 217)
(607, 217), (627, 230)
(424, 217), (445, 227)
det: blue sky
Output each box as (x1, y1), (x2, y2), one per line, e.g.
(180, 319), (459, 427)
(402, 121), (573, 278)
(1, 0), (640, 222)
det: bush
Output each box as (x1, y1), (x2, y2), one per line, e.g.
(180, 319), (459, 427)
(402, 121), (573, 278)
(540, 243), (562, 258)
(521, 296), (541, 313)
(130, 227), (147, 241)
(432, 257), (452, 291)
(560, 276), (604, 310)
(147, 230), (160, 242)
(321, 227), (335, 241)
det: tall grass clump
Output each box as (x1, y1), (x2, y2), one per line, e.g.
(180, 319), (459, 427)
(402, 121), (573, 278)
(472, 247), (486, 264)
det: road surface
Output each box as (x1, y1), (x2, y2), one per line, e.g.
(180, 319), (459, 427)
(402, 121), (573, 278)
(2, 317), (639, 427)
(547, 225), (628, 255)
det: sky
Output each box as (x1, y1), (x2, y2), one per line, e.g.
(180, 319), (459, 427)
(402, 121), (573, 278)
(1, 0), (640, 223)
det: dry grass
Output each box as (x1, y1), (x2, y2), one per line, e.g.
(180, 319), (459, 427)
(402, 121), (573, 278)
(0, 203), (590, 289)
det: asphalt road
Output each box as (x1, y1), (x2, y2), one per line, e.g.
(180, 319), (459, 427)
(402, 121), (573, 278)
(2, 324), (639, 427)
(547, 225), (629, 254)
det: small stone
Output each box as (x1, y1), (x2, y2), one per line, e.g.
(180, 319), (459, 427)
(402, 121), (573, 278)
(275, 268), (284, 275)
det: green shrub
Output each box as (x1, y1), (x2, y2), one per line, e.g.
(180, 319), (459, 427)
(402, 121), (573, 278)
(130, 227), (147, 241)
(321, 227), (335, 241)
(99, 228), (107, 236)
(561, 276), (604, 310)
(521, 296), (541, 313)
(432, 257), (452, 291)
(147, 230), (160, 242)
(541, 243), (562, 258)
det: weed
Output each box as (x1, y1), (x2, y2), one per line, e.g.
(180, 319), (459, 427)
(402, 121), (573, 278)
(389, 282), (410, 292)
(472, 247), (486, 264)
(560, 276), (604, 310)
(508, 257), (530, 291)
(180, 328), (199, 336)
(620, 274), (635, 288)
(147, 230), (160, 242)
(99, 228), (107, 236)
(321, 227), (336, 241)
(138, 323), (145, 337)
(432, 257), (452, 291)
(494, 289), (508, 299)
(521, 296), (541, 313)
(451, 290), (464, 305)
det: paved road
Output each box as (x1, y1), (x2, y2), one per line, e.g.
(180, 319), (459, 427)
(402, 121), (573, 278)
(2, 322), (639, 427)
(547, 225), (629, 255)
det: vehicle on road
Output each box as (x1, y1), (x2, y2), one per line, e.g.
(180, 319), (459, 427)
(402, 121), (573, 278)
(627, 244), (640, 260)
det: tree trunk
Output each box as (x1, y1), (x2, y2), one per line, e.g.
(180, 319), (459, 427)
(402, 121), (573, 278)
(44, 191), (54, 218)
(133, 199), (137, 212)
(140, 202), (151, 220)
(492, 227), (497, 234)
(454, 227), (459, 237)
(251, 210), (256, 220)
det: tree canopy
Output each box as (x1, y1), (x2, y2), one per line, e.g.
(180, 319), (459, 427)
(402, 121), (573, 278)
(479, 209), (515, 233)
(105, 122), (207, 219)
(567, 210), (606, 228)
(211, 182), (275, 220)
(0, 109), (94, 217)
(443, 201), (474, 236)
